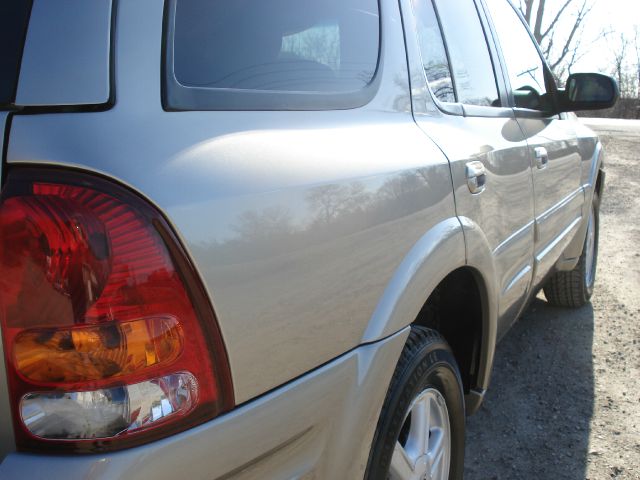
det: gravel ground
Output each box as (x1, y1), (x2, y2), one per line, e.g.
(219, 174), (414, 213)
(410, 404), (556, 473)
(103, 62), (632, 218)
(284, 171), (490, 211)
(464, 119), (640, 480)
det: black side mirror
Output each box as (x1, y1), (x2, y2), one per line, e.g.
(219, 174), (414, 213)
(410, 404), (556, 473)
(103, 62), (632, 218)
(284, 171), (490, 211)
(557, 73), (619, 113)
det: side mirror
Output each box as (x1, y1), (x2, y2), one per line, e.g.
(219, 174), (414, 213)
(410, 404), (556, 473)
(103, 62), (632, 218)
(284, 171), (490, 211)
(557, 73), (619, 113)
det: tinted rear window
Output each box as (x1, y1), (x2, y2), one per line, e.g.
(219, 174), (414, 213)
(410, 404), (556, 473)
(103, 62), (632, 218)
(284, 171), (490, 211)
(165, 0), (380, 110)
(174, 0), (378, 93)
(0, 1), (32, 106)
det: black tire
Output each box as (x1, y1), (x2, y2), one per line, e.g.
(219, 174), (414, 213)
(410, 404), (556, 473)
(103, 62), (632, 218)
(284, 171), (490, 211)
(365, 326), (465, 480)
(543, 192), (600, 308)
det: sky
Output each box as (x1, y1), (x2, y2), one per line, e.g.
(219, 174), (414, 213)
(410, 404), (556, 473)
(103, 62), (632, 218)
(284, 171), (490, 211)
(561, 0), (640, 73)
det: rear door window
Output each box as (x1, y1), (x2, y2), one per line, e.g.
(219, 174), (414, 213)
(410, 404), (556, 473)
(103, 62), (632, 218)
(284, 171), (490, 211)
(433, 0), (500, 107)
(0, 1), (32, 107)
(166, 0), (380, 110)
(411, 0), (455, 103)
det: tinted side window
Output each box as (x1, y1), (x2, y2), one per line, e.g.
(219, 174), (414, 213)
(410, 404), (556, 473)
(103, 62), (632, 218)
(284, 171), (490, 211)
(0, 1), (32, 106)
(433, 0), (500, 107)
(411, 0), (455, 103)
(173, 0), (378, 94)
(485, 0), (549, 110)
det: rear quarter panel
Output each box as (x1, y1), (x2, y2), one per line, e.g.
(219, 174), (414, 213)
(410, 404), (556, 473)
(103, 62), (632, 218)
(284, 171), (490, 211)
(5, 0), (460, 404)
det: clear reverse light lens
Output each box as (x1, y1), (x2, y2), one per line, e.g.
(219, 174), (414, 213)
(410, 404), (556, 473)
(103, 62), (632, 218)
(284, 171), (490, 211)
(20, 373), (197, 440)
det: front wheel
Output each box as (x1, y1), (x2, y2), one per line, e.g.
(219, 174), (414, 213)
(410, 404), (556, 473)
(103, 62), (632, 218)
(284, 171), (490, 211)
(543, 192), (600, 307)
(365, 327), (465, 480)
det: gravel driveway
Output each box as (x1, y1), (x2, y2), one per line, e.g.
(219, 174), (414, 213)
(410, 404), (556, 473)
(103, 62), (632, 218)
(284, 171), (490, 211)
(464, 119), (640, 480)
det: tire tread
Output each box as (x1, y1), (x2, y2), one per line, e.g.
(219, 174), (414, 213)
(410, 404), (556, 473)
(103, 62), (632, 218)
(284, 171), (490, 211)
(543, 267), (586, 307)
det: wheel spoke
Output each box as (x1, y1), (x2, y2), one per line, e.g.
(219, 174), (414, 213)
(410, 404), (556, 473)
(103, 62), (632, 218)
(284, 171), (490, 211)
(428, 428), (446, 478)
(391, 388), (451, 480)
(389, 441), (415, 480)
(408, 396), (428, 455)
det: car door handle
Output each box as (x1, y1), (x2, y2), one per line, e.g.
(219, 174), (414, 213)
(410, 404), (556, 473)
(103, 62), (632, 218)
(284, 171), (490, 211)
(534, 146), (549, 169)
(466, 161), (486, 194)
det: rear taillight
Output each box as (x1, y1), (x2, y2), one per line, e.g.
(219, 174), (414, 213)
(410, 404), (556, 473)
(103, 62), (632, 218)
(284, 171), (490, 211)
(0, 168), (234, 453)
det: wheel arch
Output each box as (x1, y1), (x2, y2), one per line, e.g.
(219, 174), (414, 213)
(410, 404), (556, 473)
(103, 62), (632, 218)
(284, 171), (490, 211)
(361, 217), (467, 344)
(361, 216), (499, 413)
(411, 267), (488, 399)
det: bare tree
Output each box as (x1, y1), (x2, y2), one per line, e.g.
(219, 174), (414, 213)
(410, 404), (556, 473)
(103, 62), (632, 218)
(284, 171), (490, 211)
(306, 182), (372, 226)
(635, 26), (640, 97)
(231, 206), (295, 241)
(611, 34), (631, 96)
(517, 0), (595, 79)
(601, 31), (640, 118)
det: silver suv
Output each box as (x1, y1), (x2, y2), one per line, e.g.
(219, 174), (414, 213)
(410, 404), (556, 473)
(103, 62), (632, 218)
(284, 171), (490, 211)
(0, 0), (617, 479)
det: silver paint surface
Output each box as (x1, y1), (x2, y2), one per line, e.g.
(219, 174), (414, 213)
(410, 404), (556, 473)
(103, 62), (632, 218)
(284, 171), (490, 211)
(397, 0), (499, 389)
(6, 0), (456, 404)
(516, 117), (585, 287)
(0, 0), (604, 471)
(399, 0), (533, 342)
(0, 329), (409, 480)
(554, 115), (602, 267)
(417, 114), (536, 337)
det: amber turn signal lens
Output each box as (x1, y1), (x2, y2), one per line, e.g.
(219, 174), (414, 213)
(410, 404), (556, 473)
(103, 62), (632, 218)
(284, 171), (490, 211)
(13, 316), (183, 384)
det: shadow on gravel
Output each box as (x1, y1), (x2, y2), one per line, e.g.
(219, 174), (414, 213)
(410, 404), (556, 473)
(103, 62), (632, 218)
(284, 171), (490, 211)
(464, 297), (595, 479)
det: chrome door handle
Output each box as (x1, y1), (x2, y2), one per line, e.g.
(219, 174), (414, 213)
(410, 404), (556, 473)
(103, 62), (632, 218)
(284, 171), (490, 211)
(534, 146), (549, 169)
(466, 161), (486, 194)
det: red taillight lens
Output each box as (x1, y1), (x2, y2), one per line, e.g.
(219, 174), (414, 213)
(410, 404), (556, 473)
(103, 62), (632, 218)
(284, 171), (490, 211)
(0, 168), (234, 453)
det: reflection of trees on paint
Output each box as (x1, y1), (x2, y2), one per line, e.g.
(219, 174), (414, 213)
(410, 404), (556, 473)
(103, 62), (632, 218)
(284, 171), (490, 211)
(305, 173), (431, 231)
(379, 171), (428, 202)
(306, 182), (371, 225)
(192, 168), (442, 265)
(231, 206), (294, 241)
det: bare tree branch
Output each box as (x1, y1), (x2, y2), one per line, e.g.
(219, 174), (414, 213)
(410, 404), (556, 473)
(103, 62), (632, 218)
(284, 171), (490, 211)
(635, 27), (640, 96)
(533, 0), (546, 43)
(523, 0), (535, 24)
(544, 35), (554, 60)
(540, 0), (574, 42)
(518, 0), (595, 82)
(609, 33), (635, 97)
(548, 1), (592, 73)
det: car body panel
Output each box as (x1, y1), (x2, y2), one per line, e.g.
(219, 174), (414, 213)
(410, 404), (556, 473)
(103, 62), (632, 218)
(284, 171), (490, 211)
(361, 216), (466, 343)
(6, 0), (455, 405)
(0, 0), (606, 473)
(575, 116), (602, 193)
(398, 0), (532, 344)
(416, 114), (536, 337)
(456, 216), (498, 387)
(556, 118), (602, 267)
(0, 328), (409, 480)
(515, 116), (585, 287)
